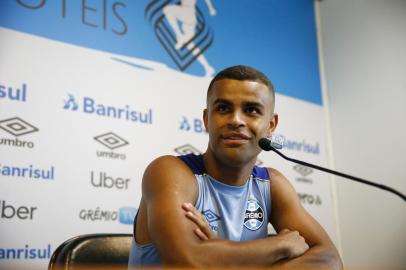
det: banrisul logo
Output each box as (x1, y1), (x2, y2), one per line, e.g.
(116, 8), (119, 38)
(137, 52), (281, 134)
(0, 82), (27, 102)
(0, 117), (38, 149)
(244, 199), (264, 231)
(63, 94), (78, 111)
(0, 163), (55, 181)
(63, 94), (153, 124)
(0, 244), (52, 260)
(94, 132), (129, 160)
(179, 116), (206, 134)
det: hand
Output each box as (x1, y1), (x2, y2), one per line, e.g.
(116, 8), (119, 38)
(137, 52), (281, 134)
(276, 229), (310, 259)
(182, 203), (217, 240)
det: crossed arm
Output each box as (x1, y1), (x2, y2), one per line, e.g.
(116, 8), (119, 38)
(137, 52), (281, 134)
(137, 156), (343, 268)
(182, 168), (343, 269)
(267, 168), (343, 269)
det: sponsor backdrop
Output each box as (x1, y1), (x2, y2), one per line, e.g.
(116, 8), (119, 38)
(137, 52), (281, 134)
(0, 0), (337, 269)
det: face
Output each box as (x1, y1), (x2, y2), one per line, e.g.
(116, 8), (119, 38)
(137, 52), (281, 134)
(204, 79), (278, 166)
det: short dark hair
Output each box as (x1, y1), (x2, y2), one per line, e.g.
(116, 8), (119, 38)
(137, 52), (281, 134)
(207, 65), (275, 105)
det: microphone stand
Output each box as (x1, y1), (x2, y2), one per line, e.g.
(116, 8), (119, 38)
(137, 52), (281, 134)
(267, 145), (406, 202)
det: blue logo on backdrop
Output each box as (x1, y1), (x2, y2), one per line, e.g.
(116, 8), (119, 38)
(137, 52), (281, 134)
(179, 116), (206, 134)
(0, 244), (52, 260)
(63, 94), (78, 111)
(0, 1), (322, 104)
(273, 133), (320, 155)
(0, 163), (55, 181)
(118, 207), (137, 225)
(0, 82), (27, 102)
(243, 199), (264, 231)
(63, 94), (153, 124)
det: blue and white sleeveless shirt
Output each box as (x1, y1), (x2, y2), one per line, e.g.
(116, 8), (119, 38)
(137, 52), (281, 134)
(128, 154), (272, 266)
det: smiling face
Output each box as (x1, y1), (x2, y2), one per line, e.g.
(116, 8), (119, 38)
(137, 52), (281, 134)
(204, 78), (278, 167)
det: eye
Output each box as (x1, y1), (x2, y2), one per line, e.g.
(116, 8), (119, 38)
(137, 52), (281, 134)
(245, 106), (262, 115)
(216, 104), (231, 113)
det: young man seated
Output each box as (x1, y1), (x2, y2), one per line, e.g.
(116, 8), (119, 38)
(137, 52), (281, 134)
(128, 65), (343, 269)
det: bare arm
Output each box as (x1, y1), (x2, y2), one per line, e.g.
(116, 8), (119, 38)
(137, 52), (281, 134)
(269, 168), (343, 270)
(139, 156), (308, 267)
(180, 168), (343, 269)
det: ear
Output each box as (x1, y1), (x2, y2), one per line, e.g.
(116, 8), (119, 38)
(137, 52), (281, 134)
(203, 109), (209, 131)
(268, 112), (278, 134)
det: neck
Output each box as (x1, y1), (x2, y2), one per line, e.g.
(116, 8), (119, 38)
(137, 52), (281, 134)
(202, 150), (256, 186)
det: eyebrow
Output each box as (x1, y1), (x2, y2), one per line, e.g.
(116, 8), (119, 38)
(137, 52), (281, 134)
(213, 98), (232, 106)
(244, 101), (265, 109)
(212, 99), (265, 109)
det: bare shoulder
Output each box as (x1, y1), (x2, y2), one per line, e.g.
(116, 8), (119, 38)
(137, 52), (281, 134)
(143, 155), (195, 180)
(142, 155), (198, 204)
(267, 167), (288, 181)
(267, 167), (298, 199)
(266, 167), (303, 228)
(136, 155), (200, 247)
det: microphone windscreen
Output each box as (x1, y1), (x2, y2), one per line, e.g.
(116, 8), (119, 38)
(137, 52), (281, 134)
(258, 138), (272, 151)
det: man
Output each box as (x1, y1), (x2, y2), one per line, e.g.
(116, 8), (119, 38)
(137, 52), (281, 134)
(128, 65), (343, 269)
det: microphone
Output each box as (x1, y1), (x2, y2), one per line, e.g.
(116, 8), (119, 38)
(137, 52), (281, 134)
(259, 136), (283, 150)
(259, 136), (406, 201)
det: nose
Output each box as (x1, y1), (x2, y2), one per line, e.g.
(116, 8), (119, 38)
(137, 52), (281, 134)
(227, 110), (246, 128)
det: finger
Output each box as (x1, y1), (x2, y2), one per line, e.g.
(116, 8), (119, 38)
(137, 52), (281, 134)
(185, 211), (208, 228)
(182, 203), (217, 240)
(187, 203), (207, 223)
(182, 202), (192, 211)
(196, 219), (216, 240)
(182, 203), (205, 222)
(203, 227), (216, 240)
(194, 228), (209, 241)
(182, 203), (206, 225)
(185, 211), (216, 239)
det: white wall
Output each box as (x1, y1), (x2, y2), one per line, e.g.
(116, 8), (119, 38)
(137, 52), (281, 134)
(319, 0), (406, 269)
